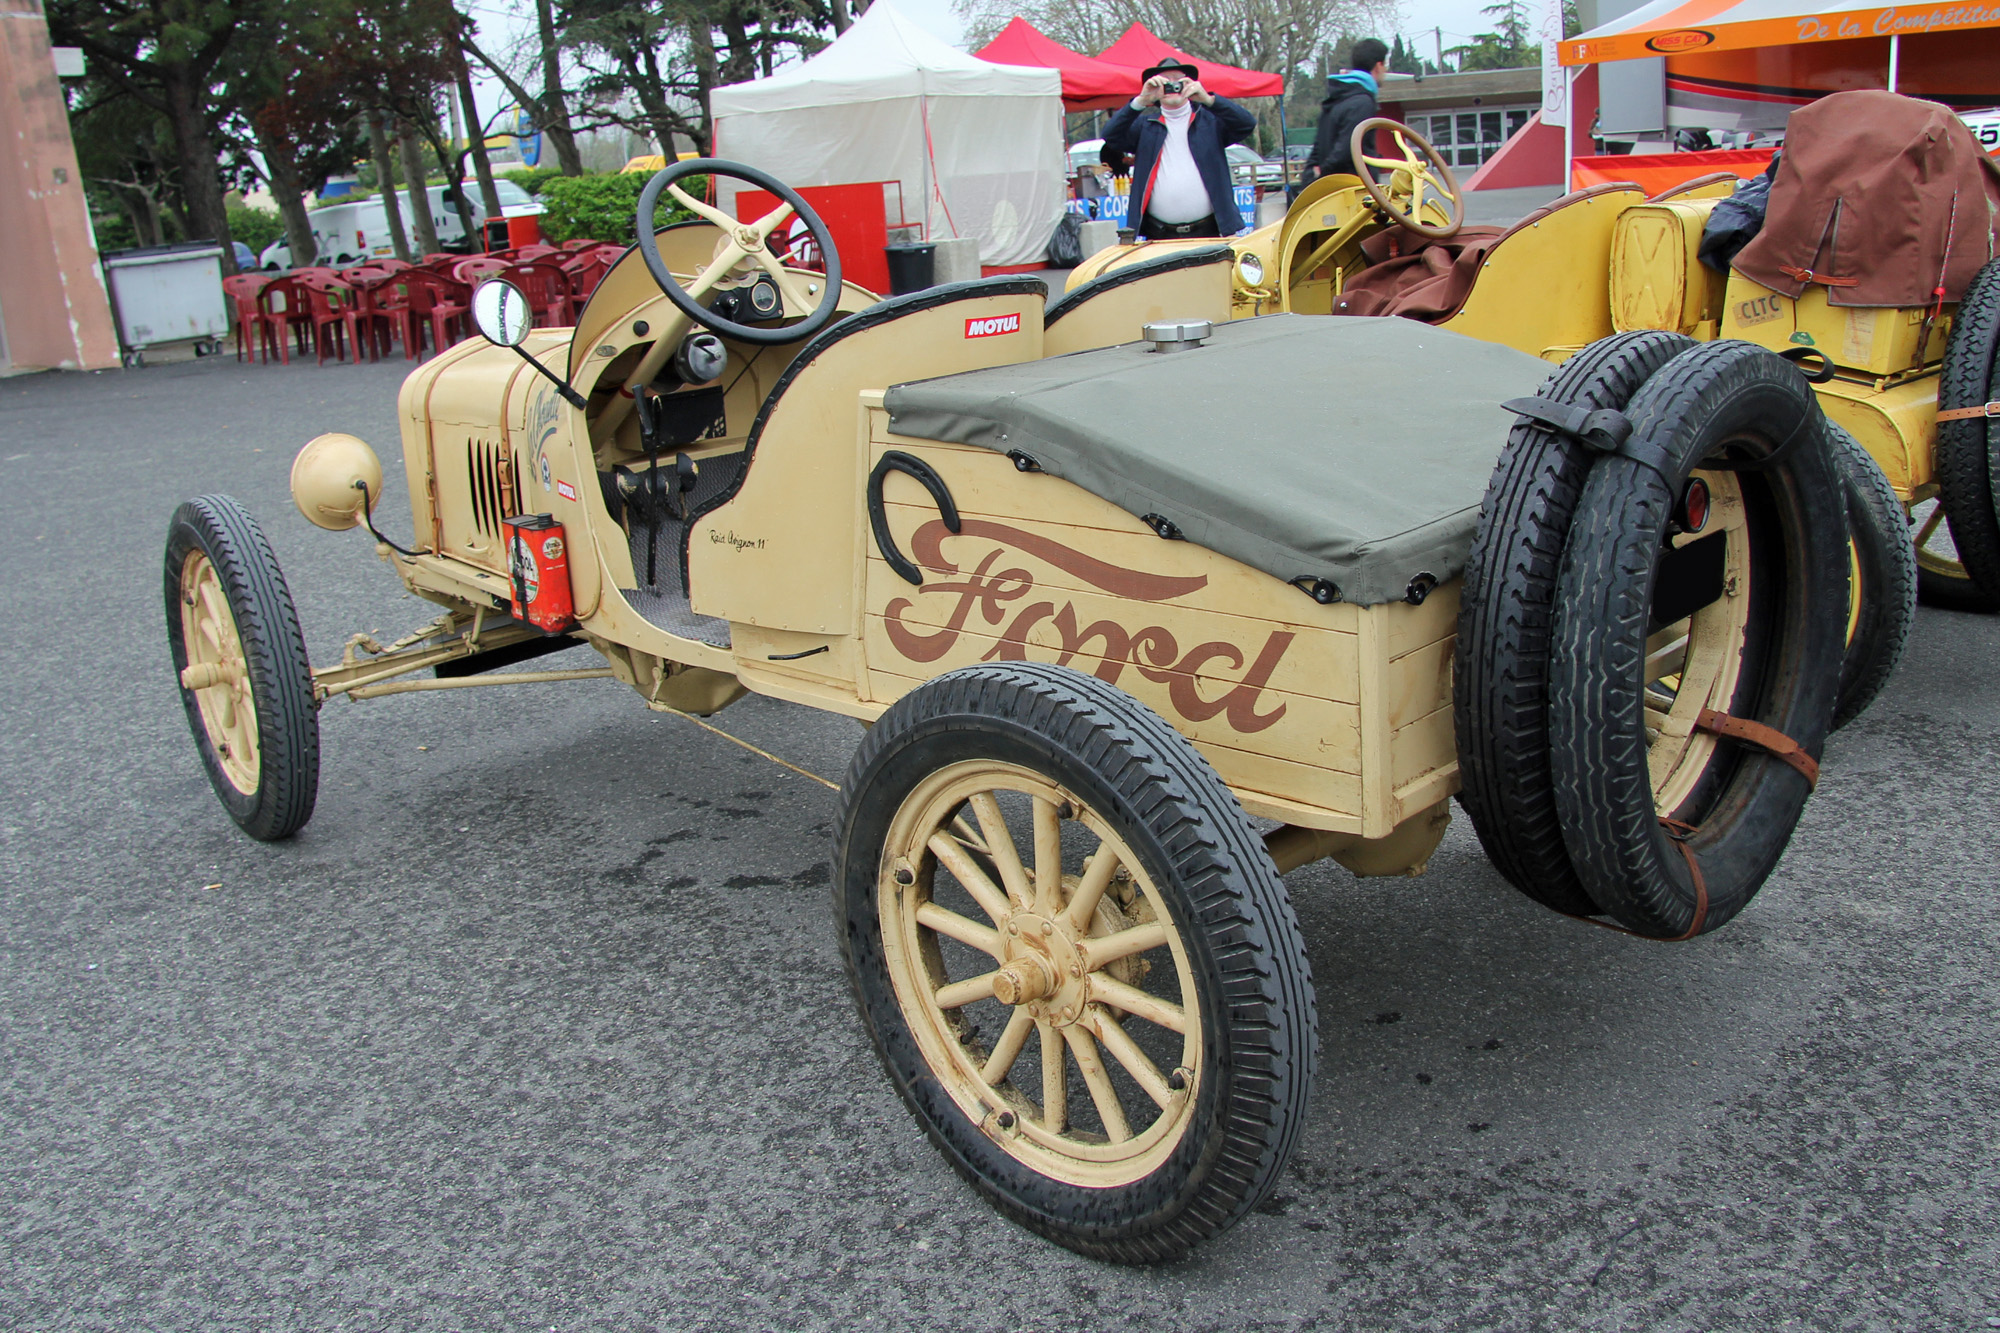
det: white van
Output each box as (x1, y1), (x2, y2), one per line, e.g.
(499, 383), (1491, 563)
(258, 181), (544, 269)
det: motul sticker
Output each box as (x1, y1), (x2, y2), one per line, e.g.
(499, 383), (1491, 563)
(965, 313), (1022, 338)
(555, 479), (579, 501)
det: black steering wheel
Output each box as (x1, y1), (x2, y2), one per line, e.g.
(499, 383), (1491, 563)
(635, 158), (844, 346)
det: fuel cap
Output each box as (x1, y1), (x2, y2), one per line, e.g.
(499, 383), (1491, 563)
(1141, 319), (1213, 352)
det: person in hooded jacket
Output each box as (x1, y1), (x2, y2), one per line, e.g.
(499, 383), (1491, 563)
(1304, 39), (1388, 182)
(1100, 60), (1258, 240)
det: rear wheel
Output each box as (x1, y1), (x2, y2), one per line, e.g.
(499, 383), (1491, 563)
(1549, 343), (1847, 938)
(1826, 422), (1915, 729)
(836, 662), (1315, 1263)
(1929, 255), (2000, 610)
(164, 496), (320, 840)
(1911, 496), (2000, 612)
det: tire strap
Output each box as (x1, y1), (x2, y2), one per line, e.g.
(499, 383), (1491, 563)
(1935, 401), (2000, 422)
(1499, 396), (1676, 484)
(1561, 819), (1710, 942)
(1692, 707), (1820, 788)
(1657, 817), (1711, 941)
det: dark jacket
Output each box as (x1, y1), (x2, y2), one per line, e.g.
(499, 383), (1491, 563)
(1101, 96), (1258, 233)
(1305, 77), (1378, 180)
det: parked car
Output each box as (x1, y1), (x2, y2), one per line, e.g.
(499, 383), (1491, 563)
(257, 180), (545, 269)
(1224, 142), (1285, 186)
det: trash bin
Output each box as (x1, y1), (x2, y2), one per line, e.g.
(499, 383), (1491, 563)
(884, 242), (937, 295)
(101, 242), (230, 368)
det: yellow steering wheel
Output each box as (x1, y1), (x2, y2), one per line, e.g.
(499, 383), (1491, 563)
(1350, 118), (1464, 240)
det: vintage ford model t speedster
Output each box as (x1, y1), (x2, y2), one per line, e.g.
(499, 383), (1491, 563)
(165, 159), (1854, 1261)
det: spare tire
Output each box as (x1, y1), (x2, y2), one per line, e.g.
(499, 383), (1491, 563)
(1455, 330), (1696, 917)
(1928, 256), (2000, 612)
(1549, 342), (1847, 938)
(1826, 421), (1916, 730)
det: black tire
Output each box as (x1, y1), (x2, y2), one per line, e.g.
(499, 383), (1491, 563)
(835, 662), (1315, 1263)
(1454, 329), (1696, 917)
(164, 496), (320, 840)
(1929, 256), (2000, 611)
(1549, 342), (1847, 938)
(1826, 421), (1916, 729)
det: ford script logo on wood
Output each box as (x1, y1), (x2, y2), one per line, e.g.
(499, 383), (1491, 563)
(881, 517), (1294, 734)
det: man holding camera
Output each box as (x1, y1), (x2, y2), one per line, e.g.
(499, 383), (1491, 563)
(1101, 60), (1258, 240)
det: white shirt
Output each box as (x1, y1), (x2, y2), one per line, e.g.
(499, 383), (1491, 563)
(1144, 101), (1212, 225)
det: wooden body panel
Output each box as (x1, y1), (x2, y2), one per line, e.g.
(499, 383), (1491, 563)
(686, 287), (1048, 636)
(1045, 262), (1236, 357)
(857, 408), (1460, 835)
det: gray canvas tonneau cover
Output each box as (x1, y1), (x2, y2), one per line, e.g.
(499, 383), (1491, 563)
(883, 314), (1552, 606)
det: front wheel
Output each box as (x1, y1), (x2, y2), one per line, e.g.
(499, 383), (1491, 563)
(164, 495), (320, 840)
(835, 663), (1316, 1263)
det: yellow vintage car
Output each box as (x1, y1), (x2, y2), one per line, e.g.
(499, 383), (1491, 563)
(164, 157), (1855, 1262)
(1077, 101), (1996, 624)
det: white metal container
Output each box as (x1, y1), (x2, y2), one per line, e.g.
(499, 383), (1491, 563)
(101, 243), (229, 364)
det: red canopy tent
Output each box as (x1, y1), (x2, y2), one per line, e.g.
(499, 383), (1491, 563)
(1095, 24), (1284, 99)
(974, 17), (1138, 111)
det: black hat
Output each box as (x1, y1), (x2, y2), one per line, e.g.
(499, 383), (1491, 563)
(1140, 59), (1201, 83)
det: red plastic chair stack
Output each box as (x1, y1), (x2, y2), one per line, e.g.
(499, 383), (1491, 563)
(559, 246), (619, 303)
(341, 267), (403, 360)
(498, 261), (576, 328)
(452, 256), (509, 286)
(255, 277), (315, 365)
(396, 269), (472, 359)
(222, 273), (273, 362)
(297, 274), (369, 364)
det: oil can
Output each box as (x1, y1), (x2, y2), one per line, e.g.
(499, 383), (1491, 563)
(502, 513), (577, 633)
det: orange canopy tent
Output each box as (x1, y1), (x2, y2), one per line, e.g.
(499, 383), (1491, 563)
(974, 18), (1138, 110)
(1559, 0), (2000, 65)
(1095, 24), (1285, 99)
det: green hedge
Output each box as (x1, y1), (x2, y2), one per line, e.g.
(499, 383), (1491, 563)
(537, 172), (702, 245)
(499, 167), (564, 196)
(227, 205), (286, 254)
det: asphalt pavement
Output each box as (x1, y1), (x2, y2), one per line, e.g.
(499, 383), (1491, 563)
(2, 348), (1997, 1332)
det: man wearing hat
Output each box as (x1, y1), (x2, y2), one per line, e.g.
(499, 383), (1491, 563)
(1101, 60), (1258, 240)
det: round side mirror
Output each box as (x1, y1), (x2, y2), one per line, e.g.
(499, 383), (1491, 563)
(472, 279), (532, 347)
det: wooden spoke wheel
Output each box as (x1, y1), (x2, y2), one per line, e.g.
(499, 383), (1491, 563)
(837, 662), (1315, 1263)
(1910, 494), (2000, 612)
(880, 760), (1202, 1187)
(1350, 117), (1464, 240)
(164, 496), (319, 841)
(1548, 342), (1848, 939)
(179, 548), (263, 795)
(1639, 469), (1754, 814)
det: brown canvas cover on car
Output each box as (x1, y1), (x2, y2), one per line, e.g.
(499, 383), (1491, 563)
(882, 314), (1551, 605)
(1732, 90), (2000, 308)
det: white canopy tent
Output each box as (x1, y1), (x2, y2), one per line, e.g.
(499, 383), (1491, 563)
(710, 1), (1064, 269)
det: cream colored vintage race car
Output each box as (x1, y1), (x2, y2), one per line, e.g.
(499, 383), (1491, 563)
(164, 157), (1856, 1263)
